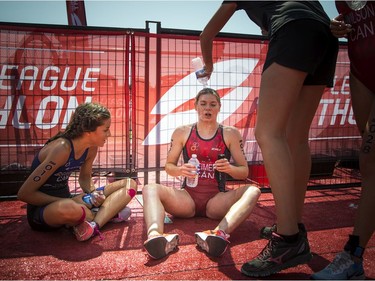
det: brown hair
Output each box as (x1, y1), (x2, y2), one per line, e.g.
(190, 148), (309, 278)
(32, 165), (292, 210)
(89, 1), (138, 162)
(47, 102), (110, 144)
(195, 87), (221, 105)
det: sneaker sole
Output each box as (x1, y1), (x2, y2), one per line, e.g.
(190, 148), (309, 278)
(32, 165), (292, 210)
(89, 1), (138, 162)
(311, 272), (365, 280)
(195, 233), (229, 257)
(144, 235), (179, 259)
(241, 252), (313, 277)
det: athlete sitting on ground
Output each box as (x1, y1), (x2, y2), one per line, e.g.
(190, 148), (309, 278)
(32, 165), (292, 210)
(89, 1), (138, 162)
(142, 88), (261, 259)
(18, 102), (137, 241)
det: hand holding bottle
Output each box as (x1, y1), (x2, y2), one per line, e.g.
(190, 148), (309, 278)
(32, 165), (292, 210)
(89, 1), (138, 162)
(186, 154), (200, 188)
(81, 190), (106, 208)
(191, 57), (211, 86)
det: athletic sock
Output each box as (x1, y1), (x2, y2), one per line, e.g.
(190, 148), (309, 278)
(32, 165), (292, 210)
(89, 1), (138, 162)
(279, 232), (299, 243)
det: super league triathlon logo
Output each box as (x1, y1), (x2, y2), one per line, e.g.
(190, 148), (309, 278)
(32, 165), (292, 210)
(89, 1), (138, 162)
(142, 58), (259, 146)
(346, 1), (367, 11)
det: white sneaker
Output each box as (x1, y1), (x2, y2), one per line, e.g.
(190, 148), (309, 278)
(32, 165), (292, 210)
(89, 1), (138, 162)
(144, 233), (179, 259)
(195, 229), (230, 257)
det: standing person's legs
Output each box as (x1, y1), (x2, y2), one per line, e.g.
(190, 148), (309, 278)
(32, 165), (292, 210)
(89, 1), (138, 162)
(242, 62), (317, 278)
(350, 73), (375, 249)
(244, 19), (337, 277)
(255, 19), (337, 239)
(287, 85), (326, 223)
(255, 62), (306, 236)
(310, 74), (373, 280)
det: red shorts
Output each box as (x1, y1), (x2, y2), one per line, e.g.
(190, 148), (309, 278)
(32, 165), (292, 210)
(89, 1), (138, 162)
(184, 184), (220, 217)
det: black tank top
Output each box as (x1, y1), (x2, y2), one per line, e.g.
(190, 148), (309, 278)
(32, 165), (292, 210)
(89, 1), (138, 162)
(30, 138), (89, 198)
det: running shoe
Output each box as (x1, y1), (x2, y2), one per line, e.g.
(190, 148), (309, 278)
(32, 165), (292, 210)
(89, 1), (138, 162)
(241, 232), (312, 277)
(144, 233), (179, 259)
(73, 221), (99, 242)
(195, 229), (230, 257)
(260, 223), (307, 239)
(111, 206), (132, 223)
(311, 251), (365, 280)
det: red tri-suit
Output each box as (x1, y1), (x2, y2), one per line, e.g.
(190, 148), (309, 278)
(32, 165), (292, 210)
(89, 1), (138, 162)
(336, 1), (375, 92)
(182, 124), (231, 217)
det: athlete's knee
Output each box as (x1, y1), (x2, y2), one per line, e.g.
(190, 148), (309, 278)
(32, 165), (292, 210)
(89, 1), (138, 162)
(245, 185), (261, 198)
(116, 178), (138, 198)
(254, 126), (282, 148)
(142, 183), (162, 199)
(251, 185), (261, 196)
(124, 178), (137, 198)
(254, 125), (267, 146)
(56, 200), (87, 222)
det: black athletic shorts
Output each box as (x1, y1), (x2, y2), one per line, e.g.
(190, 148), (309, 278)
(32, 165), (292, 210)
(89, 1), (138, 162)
(263, 19), (339, 87)
(27, 204), (60, 232)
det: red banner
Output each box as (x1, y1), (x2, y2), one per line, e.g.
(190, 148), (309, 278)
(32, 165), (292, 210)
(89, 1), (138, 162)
(0, 25), (360, 175)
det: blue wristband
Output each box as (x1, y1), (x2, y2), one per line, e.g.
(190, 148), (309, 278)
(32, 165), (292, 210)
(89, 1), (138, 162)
(96, 186), (105, 192)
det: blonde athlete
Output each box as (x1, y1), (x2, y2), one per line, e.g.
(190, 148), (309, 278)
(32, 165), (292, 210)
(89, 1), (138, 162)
(142, 88), (261, 259)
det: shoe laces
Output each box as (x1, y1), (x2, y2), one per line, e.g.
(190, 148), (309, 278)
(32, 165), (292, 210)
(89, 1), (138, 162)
(204, 230), (230, 241)
(216, 230), (230, 240)
(326, 251), (355, 274)
(258, 233), (282, 259)
(258, 240), (273, 259)
(91, 222), (103, 240)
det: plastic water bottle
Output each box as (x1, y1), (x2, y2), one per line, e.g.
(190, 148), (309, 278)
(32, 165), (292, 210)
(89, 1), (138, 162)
(191, 57), (208, 86)
(186, 154), (200, 188)
(82, 190), (105, 208)
(82, 193), (95, 207)
(111, 206), (132, 223)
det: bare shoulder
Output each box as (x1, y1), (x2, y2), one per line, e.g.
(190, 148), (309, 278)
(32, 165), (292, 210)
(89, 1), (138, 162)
(44, 138), (71, 154)
(222, 125), (241, 137)
(39, 138), (71, 163)
(172, 124), (193, 138)
(222, 125), (243, 145)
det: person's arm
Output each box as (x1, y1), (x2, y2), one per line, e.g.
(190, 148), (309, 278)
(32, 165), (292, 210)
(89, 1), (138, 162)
(216, 126), (248, 180)
(199, 2), (237, 76)
(77, 146), (106, 207)
(164, 125), (197, 179)
(78, 146), (97, 193)
(17, 139), (71, 206)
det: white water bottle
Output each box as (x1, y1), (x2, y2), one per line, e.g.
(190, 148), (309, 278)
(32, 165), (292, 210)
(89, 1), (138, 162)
(191, 57), (208, 86)
(186, 154), (200, 188)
